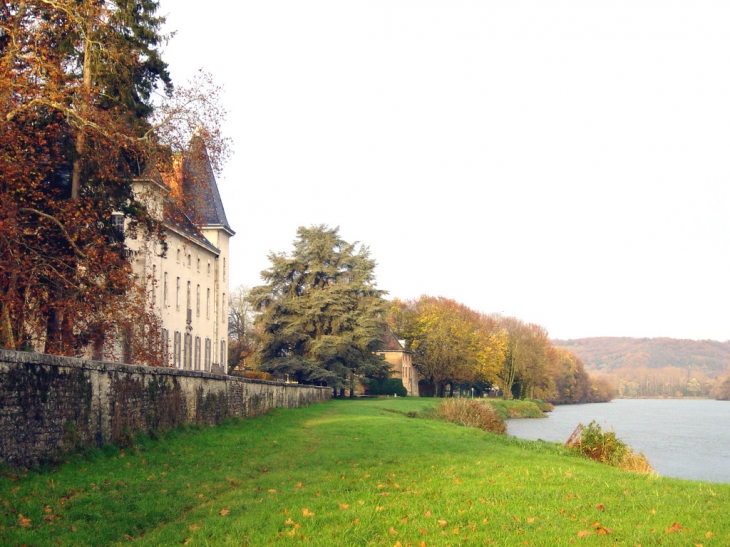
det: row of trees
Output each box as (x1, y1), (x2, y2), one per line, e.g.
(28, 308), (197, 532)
(1, 1), (226, 361)
(233, 225), (613, 402)
(388, 296), (613, 402)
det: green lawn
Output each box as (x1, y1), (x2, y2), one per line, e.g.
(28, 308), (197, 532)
(1, 398), (728, 546)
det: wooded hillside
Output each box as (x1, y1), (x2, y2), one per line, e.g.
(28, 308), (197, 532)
(553, 337), (730, 398)
(552, 337), (730, 375)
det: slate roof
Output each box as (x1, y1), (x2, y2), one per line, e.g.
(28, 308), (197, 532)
(381, 328), (408, 352)
(181, 137), (234, 235)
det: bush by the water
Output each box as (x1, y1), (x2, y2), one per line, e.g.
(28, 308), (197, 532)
(533, 399), (554, 412)
(366, 378), (408, 397)
(436, 398), (506, 434)
(566, 420), (653, 474)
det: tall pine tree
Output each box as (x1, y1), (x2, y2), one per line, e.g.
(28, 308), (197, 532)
(251, 226), (390, 392)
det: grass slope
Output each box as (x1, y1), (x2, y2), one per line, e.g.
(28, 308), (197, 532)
(1, 398), (728, 546)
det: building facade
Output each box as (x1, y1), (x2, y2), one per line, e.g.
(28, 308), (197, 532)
(129, 145), (234, 373)
(377, 330), (420, 396)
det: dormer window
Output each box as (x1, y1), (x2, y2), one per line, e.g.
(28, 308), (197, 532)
(111, 212), (124, 238)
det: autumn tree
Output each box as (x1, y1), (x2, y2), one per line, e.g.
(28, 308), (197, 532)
(227, 285), (260, 373)
(250, 226), (390, 392)
(1, 2), (228, 362)
(389, 297), (505, 397)
(493, 316), (554, 400)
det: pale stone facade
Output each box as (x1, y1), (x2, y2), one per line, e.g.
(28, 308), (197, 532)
(128, 145), (234, 373)
(378, 331), (420, 396)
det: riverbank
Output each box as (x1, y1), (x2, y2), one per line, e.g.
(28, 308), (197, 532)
(1, 398), (728, 546)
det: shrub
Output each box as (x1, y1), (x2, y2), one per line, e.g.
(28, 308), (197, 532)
(532, 399), (554, 412)
(242, 371), (273, 380)
(437, 398), (506, 434)
(366, 378), (408, 397)
(566, 421), (653, 474)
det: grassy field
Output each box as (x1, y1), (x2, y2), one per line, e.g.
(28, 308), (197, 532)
(1, 398), (728, 546)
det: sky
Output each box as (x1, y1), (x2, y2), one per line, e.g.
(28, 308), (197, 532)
(157, 1), (730, 341)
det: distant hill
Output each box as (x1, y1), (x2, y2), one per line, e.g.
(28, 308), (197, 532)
(552, 337), (730, 376)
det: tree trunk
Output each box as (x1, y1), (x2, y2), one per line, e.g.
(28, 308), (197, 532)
(71, 15), (94, 199)
(0, 302), (15, 349)
(45, 307), (61, 354)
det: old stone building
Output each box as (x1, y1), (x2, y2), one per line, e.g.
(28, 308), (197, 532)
(128, 143), (234, 373)
(377, 330), (419, 396)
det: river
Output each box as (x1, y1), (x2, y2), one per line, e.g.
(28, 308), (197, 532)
(506, 398), (730, 484)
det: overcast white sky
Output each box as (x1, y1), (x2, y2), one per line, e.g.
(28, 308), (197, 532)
(158, 1), (730, 341)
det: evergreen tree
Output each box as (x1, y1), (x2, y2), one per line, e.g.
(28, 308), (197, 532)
(251, 226), (390, 391)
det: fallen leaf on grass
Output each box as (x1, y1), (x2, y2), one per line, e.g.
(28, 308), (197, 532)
(597, 504), (604, 512)
(18, 515), (31, 528)
(706, 532), (715, 538)
(189, 523), (201, 532)
(666, 522), (683, 533)
(43, 506), (52, 514)
(438, 519), (447, 527)
(376, 506), (384, 512)
(424, 510), (432, 517)
(595, 526), (611, 535)
(220, 509), (229, 516)
(394, 542), (402, 547)
(284, 518), (295, 525)
(358, 500), (365, 505)
(302, 508), (314, 517)
(400, 517), (408, 524)
(389, 526), (398, 536)
(577, 530), (590, 538)
(339, 504), (349, 510)
(295, 482), (303, 488)
(268, 489), (277, 494)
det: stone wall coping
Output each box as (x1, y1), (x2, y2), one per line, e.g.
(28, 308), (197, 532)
(0, 349), (330, 391)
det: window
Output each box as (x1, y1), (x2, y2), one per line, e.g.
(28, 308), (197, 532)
(176, 277), (180, 310)
(176, 248), (181, 263)
(161, 328), (169, 366)
(111, 212), (124, 238)
(152, 264), (157, 306)
(173, 331), (181, 367)
(163, 272), (168, 306)
(206, 288), (210, 319)
(204, 338), (212, 370)
(223, 258), (226, 280)
(187, 253), (191, 268)
(207, 261), (211, 275)
(220, 340), (227, 371)
(184, 333), (192, 369)
(186, 281), (191, 312)
(194, 336), (201, 370)
(196, 285), (200, 317)
(197, 257), (201, 272)
(221, 293), (226, 324)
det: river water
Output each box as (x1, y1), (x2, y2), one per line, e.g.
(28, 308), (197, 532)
(506, 399), (730, 484)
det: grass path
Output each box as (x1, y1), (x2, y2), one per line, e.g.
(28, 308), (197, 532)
(1, 398), (728, 546)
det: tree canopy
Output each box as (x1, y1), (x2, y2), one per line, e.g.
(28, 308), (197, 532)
(1, 1), (228, 361)
(250, 225), (390, 389)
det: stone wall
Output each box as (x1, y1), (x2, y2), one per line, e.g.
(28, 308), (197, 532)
(0, 349), (331, 467)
